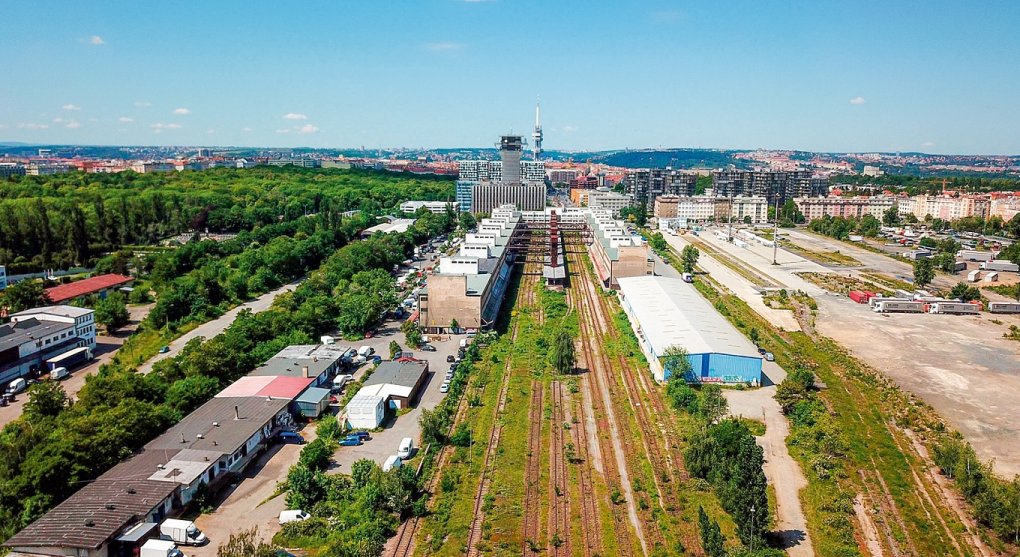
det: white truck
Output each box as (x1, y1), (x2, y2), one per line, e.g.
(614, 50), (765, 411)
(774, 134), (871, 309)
(357, 346), (374, 357)
(140, 539), (183, 557)
(981, 259), (1020, 273)
(160, 518), (208, 546)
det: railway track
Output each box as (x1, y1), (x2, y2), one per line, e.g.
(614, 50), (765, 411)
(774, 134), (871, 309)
(565, 378), (601, 557)
(547, 380), (572, 556)
(465, 265), (541, 555)
(522, 380), (544, 556)
(566, 252), (643, 556)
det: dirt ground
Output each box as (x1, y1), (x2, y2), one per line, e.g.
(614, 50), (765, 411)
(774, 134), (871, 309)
(699, 225), (1020, 477)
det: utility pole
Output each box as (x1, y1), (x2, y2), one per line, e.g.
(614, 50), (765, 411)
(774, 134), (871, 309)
(772, 196), (780, 265)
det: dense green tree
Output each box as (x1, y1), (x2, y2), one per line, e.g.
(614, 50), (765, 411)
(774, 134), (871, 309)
(913, 258), (935, 287)
(94, 292), (130, 331)
(550, 330), (576, 374)
(883, 206), (901, 226)
(698, 505), (726, 557)
(0, 280), (50, 313)
(661, 344), (693, 380)
(298, 438), (333, 472)
(389, 340), (402, 359)
(23, 381), (69, 420)
(217, 527), (278, 557)
(949, 282), (981, 302)
(699, 384), (729, 423)
(681, 245), (700, 274)
(401, 320), (423, 348)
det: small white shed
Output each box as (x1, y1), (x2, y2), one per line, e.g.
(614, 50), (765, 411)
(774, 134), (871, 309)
(345, 393), (385, 429)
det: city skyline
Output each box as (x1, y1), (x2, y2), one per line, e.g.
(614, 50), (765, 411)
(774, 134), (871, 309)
(2, 1), (1020, 154)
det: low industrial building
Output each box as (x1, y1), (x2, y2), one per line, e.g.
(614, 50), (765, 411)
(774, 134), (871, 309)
(360, 360), (429, 409)
(345, 393), (386, 429)
(44, 274), (134, 305)
(587, 211), (653, 288)
(418, 211), (519, 332)
(360, 218), (416, 236)
(617, 276), (763, 384)
(248, 344), (348, 388)
(2, 305), (96, 385)
(399, 200), (460, 214)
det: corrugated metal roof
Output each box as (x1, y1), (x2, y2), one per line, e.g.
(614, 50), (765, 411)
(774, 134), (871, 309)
(0, 318), (74, 353)
(45, 274), (133, 303)
(364, 361), (427, 389)
(295, 387), (330, 404)
(617, 276), (762, 360)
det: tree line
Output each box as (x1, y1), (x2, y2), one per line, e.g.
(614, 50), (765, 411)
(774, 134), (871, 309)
(0, 186), (457, 544)
(0, 166), (455, 273)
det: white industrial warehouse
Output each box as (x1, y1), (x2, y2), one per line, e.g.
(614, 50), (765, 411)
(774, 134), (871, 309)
(617, 276), (763, 384)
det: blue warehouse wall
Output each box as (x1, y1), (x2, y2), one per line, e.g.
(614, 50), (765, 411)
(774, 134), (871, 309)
(665, 352), (762, 385)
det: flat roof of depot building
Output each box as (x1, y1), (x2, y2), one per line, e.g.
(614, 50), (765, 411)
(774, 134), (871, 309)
(10, 304), (94, 319)
(617, 276), (762, 360)
(249, 356), (333, 379)
(364, 360), (428, 389)
(215, 375), (315, 399)
(146, 395), (290, 454)
(0, 318), (74, 353)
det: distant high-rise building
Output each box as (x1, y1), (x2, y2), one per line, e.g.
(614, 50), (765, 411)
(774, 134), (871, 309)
(0, 163), (26, 178)
(711, 170), (826, 205)
(499, 135), (524, 184)
(624, 168), (697, 207)
(532, 99), (543, 161)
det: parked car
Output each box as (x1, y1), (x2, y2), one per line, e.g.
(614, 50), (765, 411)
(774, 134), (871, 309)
(446, 355), (456, 363)
(420, 344), (436, 352)
(440, 381), (450, 393)
(397, 437), (414, 458)
(763, 351), (775, 362)
(445, 371), (454, 381)
(449, 363), (457, 372)
(278, 510), (310, 524)
(6, 378), (26, 395)
(383, 455), (403, 472)
(159, 346), (171, 354)
(340, 436), (362, 447)
(350, 430), (371, 441)
(370, 355), (382, 365)
(277, 431), (305, 444)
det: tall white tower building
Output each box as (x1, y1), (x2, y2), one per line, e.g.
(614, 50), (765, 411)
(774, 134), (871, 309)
(532, 98), (543, 161)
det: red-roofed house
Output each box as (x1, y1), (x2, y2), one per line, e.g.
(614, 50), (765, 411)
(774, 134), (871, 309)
(45, 274), (133, 304)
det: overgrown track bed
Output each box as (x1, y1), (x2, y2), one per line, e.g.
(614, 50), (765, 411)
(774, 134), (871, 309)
(465, 267), (541, 556)
(547, 380), (572, 555)
(522, 380), (544, 556)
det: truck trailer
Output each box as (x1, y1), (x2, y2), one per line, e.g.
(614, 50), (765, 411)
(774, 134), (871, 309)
(958, 250), (996, 262)
(967, 270), (981, 282)
(873, 300), (925, 313)
(981, 260), (1020, 272)
(140, 540), (183, 557)
(45, 346), (93, 371)
(927, 302), (980, 315)
(989, 302), (1020, 314)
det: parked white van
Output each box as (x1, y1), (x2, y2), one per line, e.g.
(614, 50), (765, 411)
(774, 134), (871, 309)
(397, 437), (414, 459)
(278, 510), (310, 524)
(383, 455), (403, 472)
(49, 367), (70, 381)
(6, 378), (26, 395)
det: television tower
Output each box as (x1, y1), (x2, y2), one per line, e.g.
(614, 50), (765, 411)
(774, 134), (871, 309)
(532, 97), (543, 161)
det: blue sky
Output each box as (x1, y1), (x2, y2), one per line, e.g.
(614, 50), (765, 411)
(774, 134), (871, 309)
(2, 1), (1019, 154)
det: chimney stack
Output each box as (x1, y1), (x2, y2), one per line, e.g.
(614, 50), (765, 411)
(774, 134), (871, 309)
(303, 365), (310, 378)
(234, 405), (240, 420)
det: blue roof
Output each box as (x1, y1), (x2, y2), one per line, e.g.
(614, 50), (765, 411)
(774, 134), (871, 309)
(295, 387), (330, 404)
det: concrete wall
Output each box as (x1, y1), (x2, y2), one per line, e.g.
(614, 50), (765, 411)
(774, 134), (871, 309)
(611, 245), (653, 288)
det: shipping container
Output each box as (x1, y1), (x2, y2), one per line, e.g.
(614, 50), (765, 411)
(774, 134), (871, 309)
(872, 300), (925, 313)
(989, 302), (1020, 314)
(953, 261), (967, 272)
(967, 270), (981, 282)
(980, 260), (1020, 272)
(928, 302), (980, 315)
(984, 272), (999, 283)
(849, 291), (870, 304)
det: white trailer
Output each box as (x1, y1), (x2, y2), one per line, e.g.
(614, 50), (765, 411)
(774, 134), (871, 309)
(989, 302), (1020, 314)
(873, 300), (925, 313)
(984, 272), (999, 283)
(160, 518), (208, 546)
(981, 259), (1020, 272)
(958, 250), (995, 262)
(928, 302), (980, 315)
(967, 269), (981, 282)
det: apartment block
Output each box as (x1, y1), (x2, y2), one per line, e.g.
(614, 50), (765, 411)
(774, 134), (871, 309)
(794, 196), (897, 222)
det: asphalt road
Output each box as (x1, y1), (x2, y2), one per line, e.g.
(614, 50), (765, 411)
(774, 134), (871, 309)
(138, 282), (300, 375)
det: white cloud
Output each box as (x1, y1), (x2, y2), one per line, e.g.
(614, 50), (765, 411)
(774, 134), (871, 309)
(849, 96), (866, 105)
(62, 104), (81, 111)
(118, 116), (135, 123)
(206, 129), (215, 134)
(297, 124), (319, 134)
(424, 42), (463, 52)
(275, 128), (291, 134)
(89, 35), (105, 45)
(561, 125), (578, 133)
(283, 113), (308, 120)
(18, 123), (49, 130)
(52, 117), (64, 123)
(922, 141), (935, 148)
(172, 107), (191, 115)
(242, 127), (253, 132)
(66, 121), (81, 129)
(134, 101), (152, 107)
(0, 124), (7, 129)
(151, 122), (182, 132)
